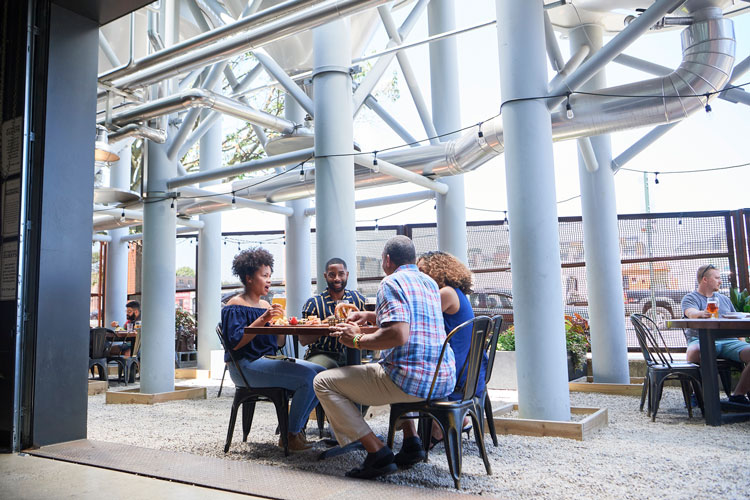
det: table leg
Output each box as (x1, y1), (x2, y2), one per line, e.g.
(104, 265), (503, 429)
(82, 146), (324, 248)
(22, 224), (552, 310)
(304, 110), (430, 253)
(698, 329), (721, 426)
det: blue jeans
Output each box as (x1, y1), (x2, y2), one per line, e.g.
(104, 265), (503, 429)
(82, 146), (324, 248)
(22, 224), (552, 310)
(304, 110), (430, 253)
(228, 356), (326, 433)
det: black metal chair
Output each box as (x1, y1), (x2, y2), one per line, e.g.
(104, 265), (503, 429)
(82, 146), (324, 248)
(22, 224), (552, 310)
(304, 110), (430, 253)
(387, 316), (494, 489)
(476, 315), (502, 447)
(631, 314), (704, 421)
(680, 327), (744, 398)
(107, 330), (140, 384)
(216, 324), (292, 456)
(89, 328), (111, 381)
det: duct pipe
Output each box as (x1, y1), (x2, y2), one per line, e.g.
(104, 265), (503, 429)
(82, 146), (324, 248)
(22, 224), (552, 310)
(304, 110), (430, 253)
(108, 124), (167, 144)
(93, 205), (205, 228)
(92, 233), (112, 242)
(100, 0), (330, 83)
(108, 0), (391, 89)
(496, 0), (570, 422)
(177, 186), (294, 216)
(572, 23), (630, 385)
(103, 89), (296, 134)
(304, 190), (435, 216)
(167, 147), (314, 189)
(353, 155), (448, 194)
(121, 226), (196, 242)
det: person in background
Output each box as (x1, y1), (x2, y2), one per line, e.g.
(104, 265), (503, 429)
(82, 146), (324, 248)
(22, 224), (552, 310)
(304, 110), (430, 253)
(221, 247), (326, 451)
(413, 250), (487, 449)
(301, 258), (366, 369)
(313, 236), (456, 479)
(109, 300), (141, 355)
(682, 264), (750, 404)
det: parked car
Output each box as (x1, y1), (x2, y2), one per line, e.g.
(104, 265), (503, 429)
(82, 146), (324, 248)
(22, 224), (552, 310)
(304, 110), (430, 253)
(469, 288), (589, 332)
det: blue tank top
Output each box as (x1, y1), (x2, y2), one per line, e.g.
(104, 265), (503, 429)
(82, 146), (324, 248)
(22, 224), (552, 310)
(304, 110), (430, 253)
(444, 288), (487, 400)
(221, 304), (277, 362)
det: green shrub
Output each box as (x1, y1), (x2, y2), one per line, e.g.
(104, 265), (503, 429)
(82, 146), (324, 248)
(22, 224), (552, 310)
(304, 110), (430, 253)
(730, 288), (750, 313)
(497, 325), (515, 351)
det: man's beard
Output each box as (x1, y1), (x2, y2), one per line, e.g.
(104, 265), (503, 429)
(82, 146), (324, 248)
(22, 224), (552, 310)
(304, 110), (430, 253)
(127, 314), (136, 322)
(328, 280), (347, 293)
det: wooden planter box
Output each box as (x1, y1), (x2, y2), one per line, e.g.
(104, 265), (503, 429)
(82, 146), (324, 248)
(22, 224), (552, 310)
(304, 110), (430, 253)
(489, 403), (608, 441)
(106, 385), (206, 404)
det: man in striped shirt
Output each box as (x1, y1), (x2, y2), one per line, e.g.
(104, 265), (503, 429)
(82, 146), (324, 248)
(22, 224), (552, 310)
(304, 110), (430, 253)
(314, 236), (456, 479)
(301, 258), (366, 369)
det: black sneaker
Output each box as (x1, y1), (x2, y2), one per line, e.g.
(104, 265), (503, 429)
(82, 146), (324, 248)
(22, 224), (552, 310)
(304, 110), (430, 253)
(728, 394), (750, 405)
(394, 436), (426, 468)
(345, 446), (397, 480)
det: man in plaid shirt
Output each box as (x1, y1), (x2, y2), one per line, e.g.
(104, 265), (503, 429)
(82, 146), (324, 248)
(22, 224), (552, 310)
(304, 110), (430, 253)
(314, 236), (456, 479)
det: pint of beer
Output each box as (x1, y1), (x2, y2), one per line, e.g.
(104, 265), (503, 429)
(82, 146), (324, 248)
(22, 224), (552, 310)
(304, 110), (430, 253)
(706, 297), (719, 318)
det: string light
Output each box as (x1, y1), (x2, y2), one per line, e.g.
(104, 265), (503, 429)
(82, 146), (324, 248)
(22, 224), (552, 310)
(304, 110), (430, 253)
(231, 193), (237, 209)
(704, 93), (712, 114)
(120, 209), (126, 222)
(654, 172), (660, 184)
(374, 219), (379, 232)
(565, 93), (574, 120)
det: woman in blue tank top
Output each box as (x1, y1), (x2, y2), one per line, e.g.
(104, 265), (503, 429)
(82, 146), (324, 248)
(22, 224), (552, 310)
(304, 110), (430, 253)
(416, 251), (488, 446)
(221, 247), (325, 452)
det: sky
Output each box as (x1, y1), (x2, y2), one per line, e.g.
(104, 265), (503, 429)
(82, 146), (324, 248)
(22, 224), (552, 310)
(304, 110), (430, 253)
(174, 0), (750, 278)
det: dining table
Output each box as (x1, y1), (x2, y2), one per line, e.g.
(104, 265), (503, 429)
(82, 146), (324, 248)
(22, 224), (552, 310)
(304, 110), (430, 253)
(667, 317), (750, 426)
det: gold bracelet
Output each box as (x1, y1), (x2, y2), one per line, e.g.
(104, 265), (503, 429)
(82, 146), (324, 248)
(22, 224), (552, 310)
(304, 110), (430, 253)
(352, 334), (362, 349)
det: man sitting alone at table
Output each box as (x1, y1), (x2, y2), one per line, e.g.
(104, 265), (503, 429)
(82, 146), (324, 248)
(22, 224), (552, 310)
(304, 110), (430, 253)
(682, 264), (750, 404)
(108, 300), (140, 355)
(314, 235), (456, 479)
(301, 257), (366, 369)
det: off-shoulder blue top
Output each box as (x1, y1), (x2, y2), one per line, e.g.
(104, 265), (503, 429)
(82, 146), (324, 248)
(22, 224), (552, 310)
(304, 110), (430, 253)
(221, 304), (277, 362)
(444, 288), (487, 401)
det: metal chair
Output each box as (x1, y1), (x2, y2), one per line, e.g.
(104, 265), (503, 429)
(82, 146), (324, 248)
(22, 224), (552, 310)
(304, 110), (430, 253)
(108, 330), (140, 384)
(631, 314), (704, 421)
(216, 324), (292, 456)
(475, 315), (502, 447)
(88, 328), (111, 381)
(680, 327), (743, 397)
(387, 316), (494, 489)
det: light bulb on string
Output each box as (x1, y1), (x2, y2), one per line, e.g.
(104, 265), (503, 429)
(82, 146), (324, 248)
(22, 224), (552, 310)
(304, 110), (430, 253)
(565, 94), (574, 120)
(120, 209), (126, 222)
(231, 193), (237, 209)
(654, 172), (660, 184)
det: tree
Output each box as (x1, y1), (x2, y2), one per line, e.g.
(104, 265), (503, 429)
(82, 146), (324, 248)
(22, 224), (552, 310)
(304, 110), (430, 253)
(176, 266), (195, 277)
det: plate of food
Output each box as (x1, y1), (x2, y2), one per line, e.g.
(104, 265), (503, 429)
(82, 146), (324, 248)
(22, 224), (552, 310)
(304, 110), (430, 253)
(721, 312), (748, 319)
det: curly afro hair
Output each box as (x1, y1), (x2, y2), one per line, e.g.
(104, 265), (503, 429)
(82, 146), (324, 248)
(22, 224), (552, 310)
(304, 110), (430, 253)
(417, 250), (473, 295)
(232, 247), (274, 286)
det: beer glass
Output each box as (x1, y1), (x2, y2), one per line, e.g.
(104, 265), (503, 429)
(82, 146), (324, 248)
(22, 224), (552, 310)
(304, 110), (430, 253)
(706, 297), (719, 318)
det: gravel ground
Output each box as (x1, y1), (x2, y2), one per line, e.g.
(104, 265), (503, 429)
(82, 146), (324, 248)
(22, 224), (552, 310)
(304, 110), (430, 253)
(88, 378), (750, 499)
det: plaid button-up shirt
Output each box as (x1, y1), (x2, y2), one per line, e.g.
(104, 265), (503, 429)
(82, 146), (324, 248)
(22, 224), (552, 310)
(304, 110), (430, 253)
(377, 264), (456, 399)
(302, 289), (366, 353)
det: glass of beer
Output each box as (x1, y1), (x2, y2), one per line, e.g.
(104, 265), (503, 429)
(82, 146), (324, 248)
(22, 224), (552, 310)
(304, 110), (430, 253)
(364, 296), (377, 312)
(706, 297), (719, 318)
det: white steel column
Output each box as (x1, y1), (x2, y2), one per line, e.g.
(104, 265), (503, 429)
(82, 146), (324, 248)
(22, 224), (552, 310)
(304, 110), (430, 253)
(571, 25), (629, 383)
(104, 141), (133, 325)
(429, 0), (467, 263)
(496, 0), (570, 420)
(284, 97), (311, 321)
(312, 19), (357, 291)
(196, 117), (223, 371)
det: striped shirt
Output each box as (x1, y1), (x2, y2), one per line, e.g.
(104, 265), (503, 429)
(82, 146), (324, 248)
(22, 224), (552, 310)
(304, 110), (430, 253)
(302, 289), (366, 353)
(377, 264), (456, 399)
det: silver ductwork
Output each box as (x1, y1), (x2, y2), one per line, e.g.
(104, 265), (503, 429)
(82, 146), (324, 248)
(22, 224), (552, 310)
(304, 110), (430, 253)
(108, 123), (167, 144)
(100, 88), (298, 134)
(169, 12), (735, 212)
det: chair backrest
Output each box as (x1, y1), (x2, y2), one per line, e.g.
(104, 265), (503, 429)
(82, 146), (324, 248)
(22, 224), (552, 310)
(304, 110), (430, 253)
(630, 314), (674, 367)
(427, 315), (493, 402)
(484, 315), (503, 385)
(89, 327), (112, 358)
(215, 323), (251, 388)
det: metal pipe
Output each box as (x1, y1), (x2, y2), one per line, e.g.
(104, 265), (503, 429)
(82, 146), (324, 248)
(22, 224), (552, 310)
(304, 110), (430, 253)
(108, 124), (167, 144)
(377, 5), (439, 144)
(167, 147), (314, 188)
(107, 0), (391, 89)
(254, 49), (315, 116)
(121, 226), (197, 242)
(93, 204), (205, 228)
(543, 10), (564, 72)
(353, 154), (448, 194)
(99, 32), (121, 67)
(92, 233), (113, 242)
(364, 95), (419, 146)
(611, 123), (680, 171)
(547, 0), (688, 110)
(303, 190), (435, 216)
(100, 0), (328, 83)
(176, 186), (294, 216)
(104, 88), (297, 133)
(577, 137), (599, 172)
(548, 44), (590, 90)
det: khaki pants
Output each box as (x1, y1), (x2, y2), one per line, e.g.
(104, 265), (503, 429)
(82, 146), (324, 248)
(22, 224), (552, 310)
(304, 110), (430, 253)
(313, 363), (424, 446)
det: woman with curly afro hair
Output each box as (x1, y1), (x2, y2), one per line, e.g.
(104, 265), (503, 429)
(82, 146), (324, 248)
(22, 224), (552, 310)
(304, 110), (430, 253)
(416, 251), (487, 446)
(222, 247), (325, 452)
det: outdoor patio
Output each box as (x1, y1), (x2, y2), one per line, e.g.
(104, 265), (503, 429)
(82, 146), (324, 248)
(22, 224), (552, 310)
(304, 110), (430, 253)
(87, 378), (750, 499)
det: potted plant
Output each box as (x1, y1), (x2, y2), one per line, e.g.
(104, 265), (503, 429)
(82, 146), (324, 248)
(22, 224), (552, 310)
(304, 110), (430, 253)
(175, 307), (197, 353)
(730, 288), (750, 313)
(564, 313), (590, 380)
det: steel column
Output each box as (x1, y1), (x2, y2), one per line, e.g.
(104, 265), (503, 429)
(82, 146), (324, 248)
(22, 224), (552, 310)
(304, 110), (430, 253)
(104, 142), (133, 327)
(571, 24), (629, 384)
(429, 0), (467, 263)
(313, 19), (357, 292)
(196, 118), (223, 371)
(496, 0), (570, 420)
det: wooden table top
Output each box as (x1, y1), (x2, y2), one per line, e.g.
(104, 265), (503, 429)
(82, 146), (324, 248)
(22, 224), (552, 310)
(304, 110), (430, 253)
(667, 317), (750, 330)
(242, 325), (378, 336)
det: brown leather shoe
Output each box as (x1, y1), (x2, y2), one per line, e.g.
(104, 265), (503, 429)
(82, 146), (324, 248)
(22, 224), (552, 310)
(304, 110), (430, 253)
(279, 432), (312, 452)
